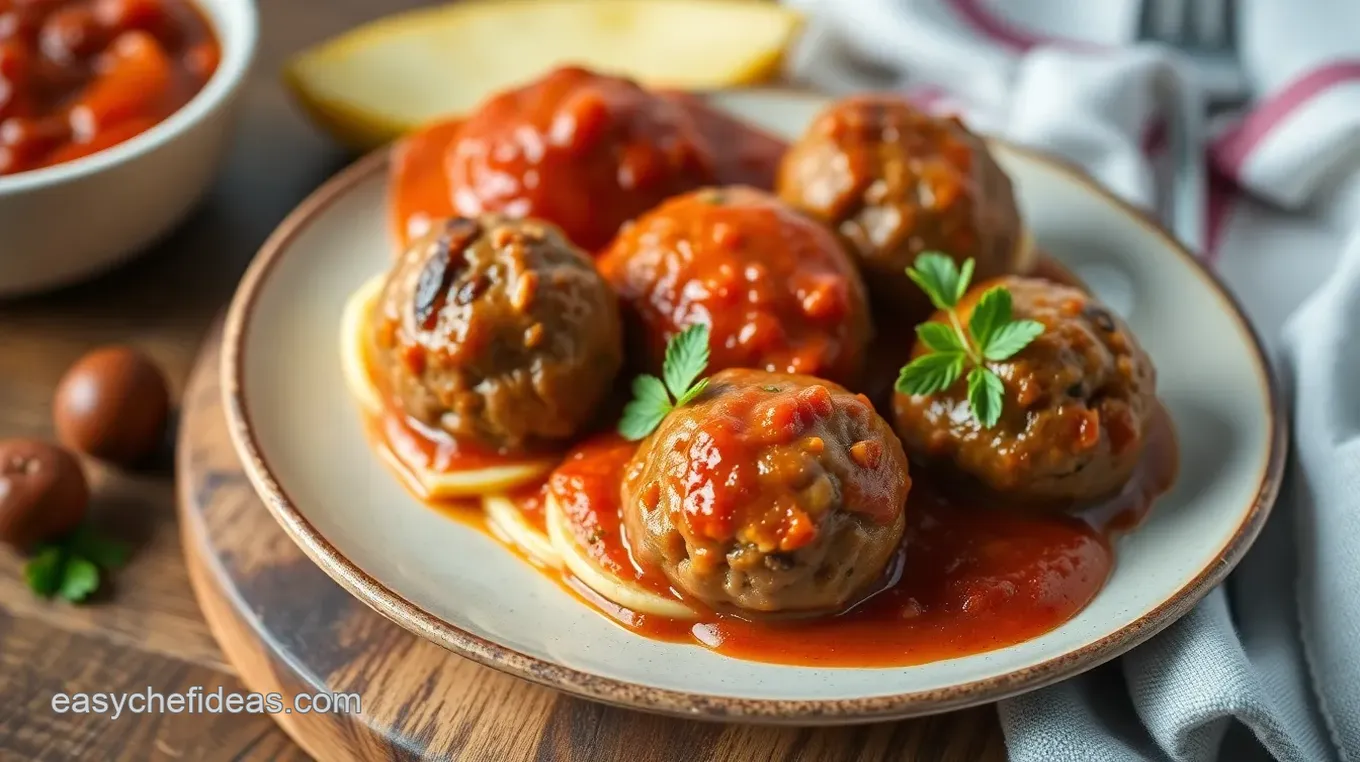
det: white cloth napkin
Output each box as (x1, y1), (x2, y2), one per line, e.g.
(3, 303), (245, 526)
(781, 1), (1360, 760)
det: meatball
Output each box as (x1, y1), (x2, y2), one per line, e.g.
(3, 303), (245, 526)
(370, 215), (622, 453)
(893, 277), (1156, 503)
(777, 96), (1026, 316)
(447, 66), (716, 251)
(622, 369), (911, 614)
(598, 187), (873, 386)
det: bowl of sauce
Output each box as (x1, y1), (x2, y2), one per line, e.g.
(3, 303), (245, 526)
(0, 0), (257, 296)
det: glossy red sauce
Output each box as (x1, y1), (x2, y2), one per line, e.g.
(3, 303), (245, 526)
(502, 481), (549, 535)
(0, 0), (219, 175)
(389, 117), (461, 252)
(486, 410), (1174, 667)
(389, 75), (787, 253)
(664, 89), (785, 191)
(545, 434), (676, 596)
(597, 187), (872, 387)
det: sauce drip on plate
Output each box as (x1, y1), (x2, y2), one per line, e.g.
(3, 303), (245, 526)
(486, 409), (1174, 667)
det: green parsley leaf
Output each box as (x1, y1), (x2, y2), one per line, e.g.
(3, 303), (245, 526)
(898, 254), (1045, 429)
(67, 527), (129, 569)
(674, 377), (710, 408)
(23, 525), (128, 604)
(968, 286), (1011, 351)
(618, 375), (671, 441)
(983, 319), (1046, 361)
(896, 352), (966, 396)
(967, 367), (1005, 428)
(632, 374), (670, 411)
(955, 258), (976, 305)
(24, 546), (65, 598)
(617, 403), (666, 442)
(618, 324), (713, 441)
(905, 253), (963, 311)
(58, 556), (100, 603)
(662, 323), (710, 401)
(915, 322), (965, 353)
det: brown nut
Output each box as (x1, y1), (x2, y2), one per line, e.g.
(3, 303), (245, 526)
(54, 346), (170, 466)
(0, 439), (89, 550)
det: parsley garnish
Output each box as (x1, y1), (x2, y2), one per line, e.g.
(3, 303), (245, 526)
(618, 323), (712, 441)
(896, 253), (1045, 428)
(24, 525), (128, 603)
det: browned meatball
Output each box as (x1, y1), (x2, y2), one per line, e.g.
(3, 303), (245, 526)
(777, 96), (1027, 317)
(371, 215), (622, 453)
(622, 369), (911, 614)
(598, 187), (873, 386)
(893, 277), (1156, 503)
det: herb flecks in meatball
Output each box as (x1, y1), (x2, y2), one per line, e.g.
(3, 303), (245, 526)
(623, 369), (911, 615)
(893, 276), (1156, 503)
(372, 215), (623, 454)
(447, 66), (717, 251)
(599, 186), (873, 386)
(777, 96), (1026, 317)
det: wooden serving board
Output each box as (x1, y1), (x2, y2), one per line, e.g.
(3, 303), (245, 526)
(177, 324), (1007, 762)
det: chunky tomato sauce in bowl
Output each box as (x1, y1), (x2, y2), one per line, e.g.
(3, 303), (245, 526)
(223, 82), (1283, 723)
(0, 0), (256, 296)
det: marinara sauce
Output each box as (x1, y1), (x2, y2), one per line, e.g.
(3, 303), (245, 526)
(503, 411), (1175, 668)
(389, 67), (786, 253)
(0, 0), (219, 175)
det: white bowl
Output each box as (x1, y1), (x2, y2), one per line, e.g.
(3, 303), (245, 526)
(0, 0), (259, 297)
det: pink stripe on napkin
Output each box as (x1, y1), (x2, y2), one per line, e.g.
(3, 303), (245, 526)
(1212, 61), (1360, 177)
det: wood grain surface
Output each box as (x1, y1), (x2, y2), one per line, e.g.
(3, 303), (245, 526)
(0, 0), (1008, 759)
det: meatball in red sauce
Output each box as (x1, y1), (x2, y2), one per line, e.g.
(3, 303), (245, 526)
(894, 277), (1156, 504)
(598, 186), (873, 385)
(446, 66), (717, 251)
(778, 96), (1027, 317)
(370, 215), (622, 453)
(623, 369), (911, 615)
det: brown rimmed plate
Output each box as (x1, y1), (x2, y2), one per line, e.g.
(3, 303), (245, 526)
(221, 90), (1284, 724)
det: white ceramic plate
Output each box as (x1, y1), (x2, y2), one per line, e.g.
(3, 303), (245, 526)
(222, 91), (1284, 723)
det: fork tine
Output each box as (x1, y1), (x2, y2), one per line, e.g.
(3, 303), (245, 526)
(1153, 0), (1187, 44)
(1190, 0), (1228, 48)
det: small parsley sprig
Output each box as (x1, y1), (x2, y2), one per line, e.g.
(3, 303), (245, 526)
(618, 323), (712, 441)
(24, 525), (129, 604)
(896, 253), (1045, 428)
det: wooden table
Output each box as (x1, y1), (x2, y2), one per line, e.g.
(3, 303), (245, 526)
(0, 2), (1008, 759)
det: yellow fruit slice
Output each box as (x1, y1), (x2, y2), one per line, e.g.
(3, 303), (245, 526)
(285, 0), (802, 150)
(483, 493), (562, 570)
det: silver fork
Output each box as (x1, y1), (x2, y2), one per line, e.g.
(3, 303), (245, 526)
(1139, 0), (1248, 106)
(1136, 0), (1227, 253)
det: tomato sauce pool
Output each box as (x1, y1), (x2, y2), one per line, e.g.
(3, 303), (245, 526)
(464, 403), (1173, 668)
(0, 0), (219, 175)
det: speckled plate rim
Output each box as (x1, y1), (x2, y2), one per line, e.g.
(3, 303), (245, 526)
(220, 101), (1287, 725)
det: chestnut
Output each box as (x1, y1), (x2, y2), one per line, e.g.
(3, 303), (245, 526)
(53, 345), (170, 467)
(0, 439), (88, 550)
